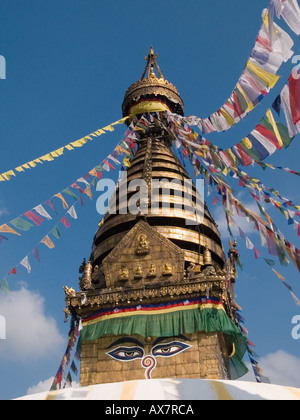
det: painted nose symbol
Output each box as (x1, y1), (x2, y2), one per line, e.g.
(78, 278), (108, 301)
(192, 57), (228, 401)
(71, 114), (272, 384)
(141, 355), (156, 379)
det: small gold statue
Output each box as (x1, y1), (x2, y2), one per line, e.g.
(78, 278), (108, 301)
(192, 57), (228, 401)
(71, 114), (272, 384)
(162, 263), (173, 276)
(134, 265), (143, 279)
(119, 266), (129, 281)
(147, 264), (157, 278)
(135, 234), (150, 255)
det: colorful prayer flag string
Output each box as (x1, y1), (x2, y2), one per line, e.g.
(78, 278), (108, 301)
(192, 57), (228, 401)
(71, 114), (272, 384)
(0, 116), (129, 182)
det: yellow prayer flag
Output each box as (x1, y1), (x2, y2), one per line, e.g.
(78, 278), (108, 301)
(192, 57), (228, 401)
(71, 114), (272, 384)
(123, 157), (131, 167)
(226, 148), (237, 165)
(246, 61), (280, 88)
(243, 137), (253, 149)
(0, 224), (21, 236)
(34, 159), (42, 164)
(71, 138), (87, 148)
(103, 125), (114, 132)
(22, 163), (30, 169)
(54, 193), (69, 209)
(41, 154), (54, 162)
(15, 166), (25, 172)
(84, 187), (93, 200)
(220, 108), (235, 126)
(41, 235), (55, 249)
(237, 83), (254, 112)
(89, 168), (98, 177)
(266, 109), (284, 148)
(95, 129), (105, 136)
(2, 171), (15, 180)
(28, 161), (36, 168)
(0, 175), (5, 181)
(65, 144), (74, 151)
(55, 147), (64, 156)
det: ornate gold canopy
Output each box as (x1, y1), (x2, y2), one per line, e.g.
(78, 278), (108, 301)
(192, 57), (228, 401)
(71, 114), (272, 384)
(122, 47), (184, 117)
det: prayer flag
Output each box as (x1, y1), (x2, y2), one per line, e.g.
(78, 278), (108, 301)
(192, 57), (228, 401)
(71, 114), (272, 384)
(34, 205), (52, 221)
(10, 217), (34, 232)
(45, 199), (58, 214)
(0, 278), (10, 293)
(67, 206), (77, 219)
(24, 211), (44, 226)
(60, 216), (70, 228)
(54, 193), (69, 210)
(20, 256), (31, 273)
(266, 109), (284, 148)
(32, 246), (40, 262)
(289, 71), (300, 125)
(51, 226), (61, 239)
(41, 235), (55, 249)
(0, 224), (21, 236)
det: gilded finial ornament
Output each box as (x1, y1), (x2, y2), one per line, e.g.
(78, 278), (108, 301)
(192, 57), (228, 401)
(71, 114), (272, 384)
(122, 46), (184, 118)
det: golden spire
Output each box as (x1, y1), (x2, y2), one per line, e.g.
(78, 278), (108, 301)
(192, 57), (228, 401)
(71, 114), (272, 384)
(141, 46), (164, 80)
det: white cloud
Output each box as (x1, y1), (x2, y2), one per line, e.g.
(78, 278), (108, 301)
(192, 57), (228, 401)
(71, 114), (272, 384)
(242, 350), (300, 388)
(0, 287), (65, 362)
(26, 377), (55, 395)
(27, 377), (79, 396)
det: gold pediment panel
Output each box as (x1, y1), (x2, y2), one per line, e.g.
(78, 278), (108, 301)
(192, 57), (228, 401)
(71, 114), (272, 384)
(102, 220), (185, 288)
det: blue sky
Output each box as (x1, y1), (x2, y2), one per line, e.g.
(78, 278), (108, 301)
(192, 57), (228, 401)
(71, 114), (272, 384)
(1, 0), (300, 399)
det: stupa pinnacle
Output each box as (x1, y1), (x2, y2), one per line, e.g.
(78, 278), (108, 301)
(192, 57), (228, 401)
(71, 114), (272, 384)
(122, 47), (184, 118)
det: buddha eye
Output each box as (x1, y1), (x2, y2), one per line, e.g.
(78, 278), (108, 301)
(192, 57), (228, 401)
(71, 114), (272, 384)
(106, 346), (144, 362)
(152, 341), (191, 358)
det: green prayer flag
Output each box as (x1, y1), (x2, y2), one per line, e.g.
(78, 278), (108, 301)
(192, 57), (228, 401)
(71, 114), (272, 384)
(63, 188), (78, 200)
(264, 258), (276, 267)
(10, 217), (34, 231)
(50, 226), (61, 239)
(0, 277), (10, 293)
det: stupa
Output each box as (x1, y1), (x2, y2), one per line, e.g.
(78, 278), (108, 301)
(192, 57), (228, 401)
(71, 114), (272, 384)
(64, 47), (248, 386)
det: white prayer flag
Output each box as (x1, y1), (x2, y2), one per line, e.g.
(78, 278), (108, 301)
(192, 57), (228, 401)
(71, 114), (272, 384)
(67, 206), (78, 220)
(33, 205), (52, 221)
(20, 256), (31, 274)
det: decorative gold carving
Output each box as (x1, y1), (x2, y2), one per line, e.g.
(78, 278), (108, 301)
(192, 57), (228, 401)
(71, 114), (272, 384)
(204, 245), (212, 266)
(135, 234), (150, 255)
(147, 264), (157, 278)
(162, 263), (173, 276)
(63, 307), (70, 323)
(63, 286), (76, 297)
(119, 266), (129, 282)
(79, 260), (93, 291)
(134, 265), (143, 279)
(122, 48), (184, 117)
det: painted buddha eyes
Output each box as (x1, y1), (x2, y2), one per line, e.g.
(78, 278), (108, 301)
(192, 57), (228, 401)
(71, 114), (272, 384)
(107, 341), (190, 362)
(152, 341), (191, 357)
(107, 346), (144, 361)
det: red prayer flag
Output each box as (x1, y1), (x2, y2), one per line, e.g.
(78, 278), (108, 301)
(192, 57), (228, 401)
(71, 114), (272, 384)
(24, 210), (44, 226)
(254, 247), (261, 259)
(289, 70), (300, 125)
(60, 216), (70, 228)
(212, 196), (219, 205)
(9, 268), (17, 275)
(236, 144), (253, 167)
